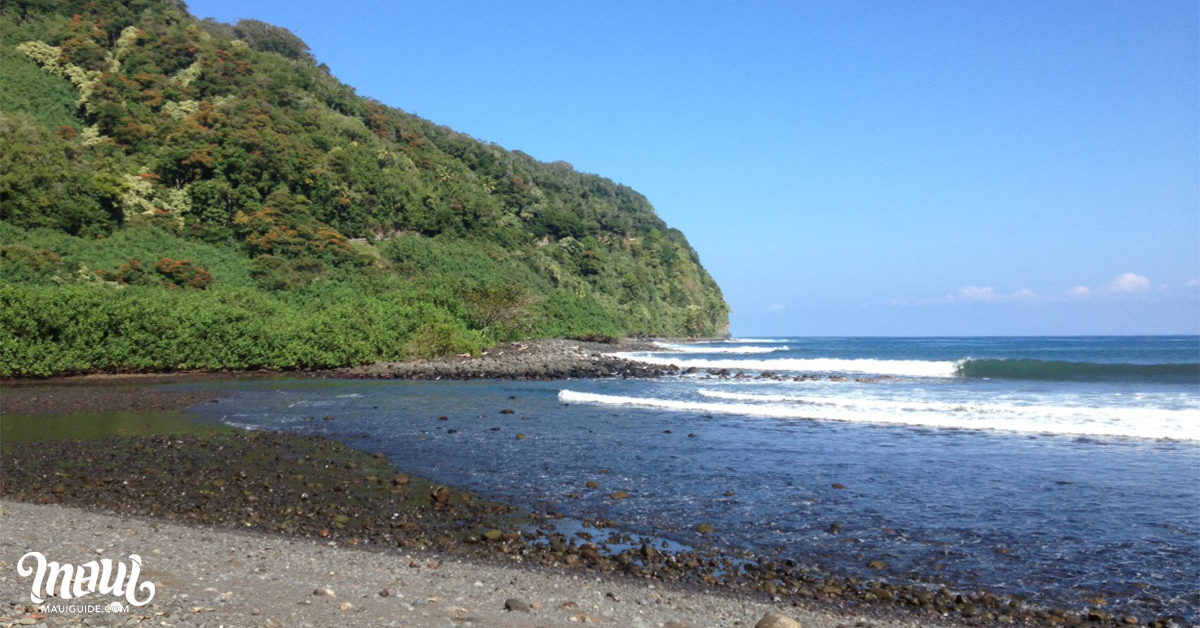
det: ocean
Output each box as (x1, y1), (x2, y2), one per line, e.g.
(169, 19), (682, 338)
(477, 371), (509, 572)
(190, 336), (1200, 622)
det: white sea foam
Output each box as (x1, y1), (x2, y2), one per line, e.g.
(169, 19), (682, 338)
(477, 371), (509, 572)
(725, 338), (791, 343)
(651, 342), (785, 354)
(611, 354), (960, 378)
(558, 389), (1200, 441)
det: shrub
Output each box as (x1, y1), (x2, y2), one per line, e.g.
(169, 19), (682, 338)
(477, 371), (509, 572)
(0, 244), (72, 283)
(155, 257), (213, 289)
(404, 319), (481, 359)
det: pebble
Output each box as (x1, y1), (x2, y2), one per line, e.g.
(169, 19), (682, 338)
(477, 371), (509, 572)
(504, 598), (531, 612)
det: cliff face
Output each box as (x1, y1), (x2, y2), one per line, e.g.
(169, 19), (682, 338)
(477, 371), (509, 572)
(0, 0), (727, 375)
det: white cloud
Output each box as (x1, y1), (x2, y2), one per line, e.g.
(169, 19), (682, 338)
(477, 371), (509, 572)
(956, 286), (1036, 303)
(957, 286), (996, 301)
(1185, 279), (1200, 289)
(1103, 272), (1151, 293)
(905, 272), (1165, 307)
(1066, 285), (1091, 297)
(766, 303), (786, 313)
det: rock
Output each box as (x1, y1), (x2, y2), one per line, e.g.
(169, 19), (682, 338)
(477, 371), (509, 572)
(516, 433), (527, 440)
(586, 481), (600, 489)
(696, 523), (715, 534)
(500, 409), (515, 414)
(662, 622), (694, 628)
(827, 522), (844, 534)
(610, 491), (630, 500)
(831, 483), (846, 489)
(378, 588), (390, 597)
(755, 613), (803, 628)
(437, 416), (449, 421)
(312, 587), (335, 597)
(504, 598), (531, 612)
(392, 473), (411, 486)
(482, 529), (504, 542)
(867, 559), (887, 570)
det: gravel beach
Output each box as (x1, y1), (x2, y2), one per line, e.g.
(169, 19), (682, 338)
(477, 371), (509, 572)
(0, 341), (1161, 627)
(0, 500), (969, 628)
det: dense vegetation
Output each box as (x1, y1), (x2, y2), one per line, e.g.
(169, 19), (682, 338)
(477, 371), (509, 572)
(0, 0), (728, 376)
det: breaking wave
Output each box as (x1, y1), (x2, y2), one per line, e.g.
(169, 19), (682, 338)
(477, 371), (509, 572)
(612, 354), (960, 378)
(557, 389), (1200, 441)
(652, 343), (786, 354)
(955, 359), (1200, 384)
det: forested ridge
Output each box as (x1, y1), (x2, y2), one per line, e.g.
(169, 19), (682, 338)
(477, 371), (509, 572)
(0, 0), (728, 376)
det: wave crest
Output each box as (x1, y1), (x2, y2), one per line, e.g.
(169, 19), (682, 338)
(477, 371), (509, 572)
(612, 354), (959, 378)
(956, 359), (1200, 383)
(558, 389), (1200, 441)
(652, 343), (786, 354)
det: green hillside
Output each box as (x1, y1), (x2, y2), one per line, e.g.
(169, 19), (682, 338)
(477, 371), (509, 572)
(0, 0), (728, 376)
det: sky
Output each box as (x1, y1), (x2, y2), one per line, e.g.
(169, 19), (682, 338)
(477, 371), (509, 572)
(185, 0), (1199, 336)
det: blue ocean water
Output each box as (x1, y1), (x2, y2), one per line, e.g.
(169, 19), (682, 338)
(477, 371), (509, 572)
(187, 336), (1200, 622)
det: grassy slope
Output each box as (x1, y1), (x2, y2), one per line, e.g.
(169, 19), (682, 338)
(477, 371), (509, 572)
(0, 1), (728, 376)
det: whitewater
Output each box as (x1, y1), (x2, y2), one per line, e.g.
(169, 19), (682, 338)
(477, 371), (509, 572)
(590, 336), (1200, 441)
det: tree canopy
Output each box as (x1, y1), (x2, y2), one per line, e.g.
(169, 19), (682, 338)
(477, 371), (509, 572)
(0, 0), (729, 375)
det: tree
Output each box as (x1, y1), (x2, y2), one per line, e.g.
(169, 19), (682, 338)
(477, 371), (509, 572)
(232, 20), (312, 62)
(0, 112), (118, 235)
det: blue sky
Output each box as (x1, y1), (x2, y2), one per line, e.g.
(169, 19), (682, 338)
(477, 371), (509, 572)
(186, 0), (1199, 336)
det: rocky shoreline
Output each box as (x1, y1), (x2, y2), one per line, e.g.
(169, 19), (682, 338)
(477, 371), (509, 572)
(0, 431), (958, 628)
(333, 338), (673, 380)
(1, 500), (959, 628)
(0, 342), (1177, 627)
(0, 338), (673, 388)
(0, 428), (1166, 628)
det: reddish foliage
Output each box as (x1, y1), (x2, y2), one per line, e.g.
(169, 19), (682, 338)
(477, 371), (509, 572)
(154, 258), (213, 289)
